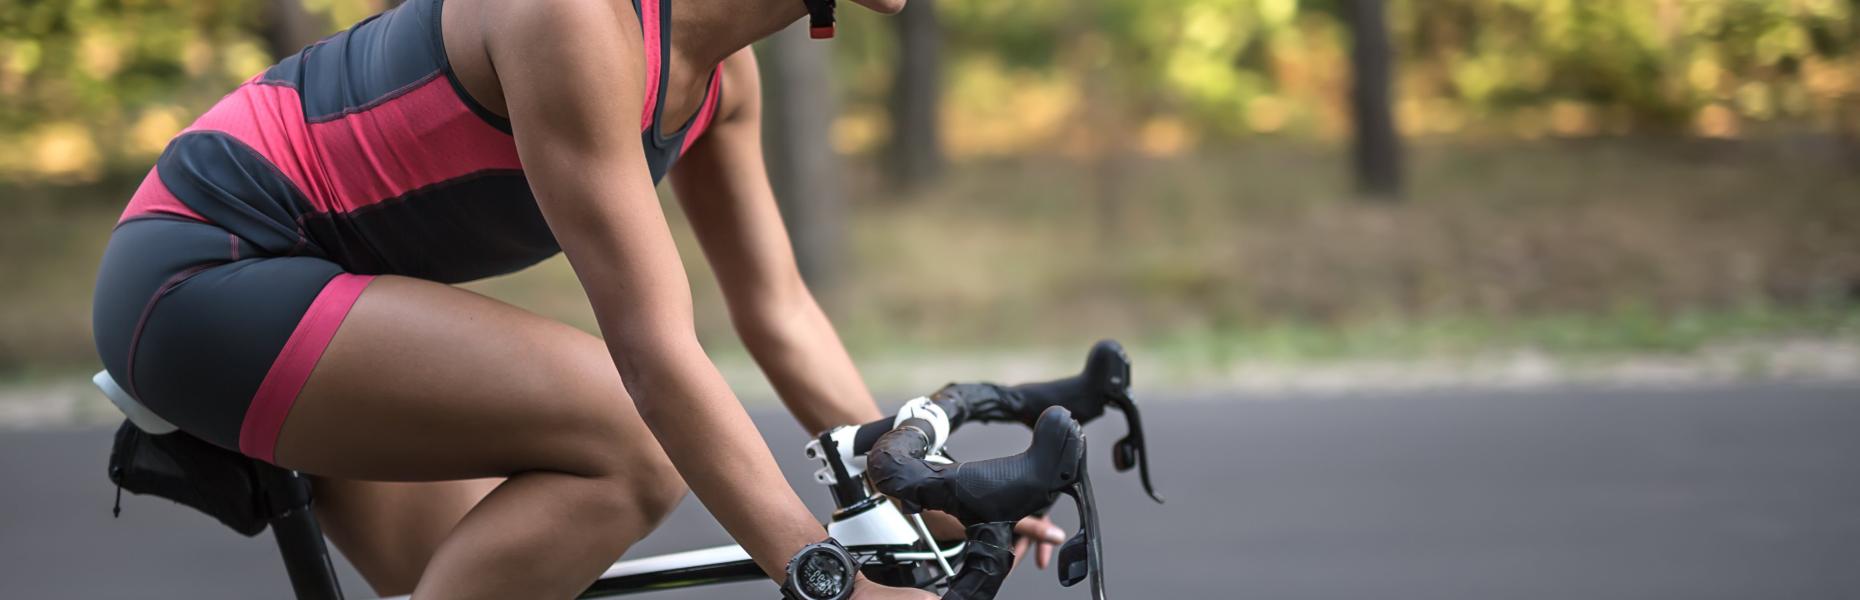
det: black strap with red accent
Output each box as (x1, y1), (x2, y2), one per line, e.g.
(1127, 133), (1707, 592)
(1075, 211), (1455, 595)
(803, 0), (836, 38)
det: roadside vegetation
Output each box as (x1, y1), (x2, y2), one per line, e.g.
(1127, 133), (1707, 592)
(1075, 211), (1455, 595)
(10, 137), (1853, 389)
(3, 0), (1857, 392)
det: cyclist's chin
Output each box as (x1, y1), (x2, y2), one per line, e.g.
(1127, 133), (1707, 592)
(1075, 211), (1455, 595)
(851, 0), (906, 15)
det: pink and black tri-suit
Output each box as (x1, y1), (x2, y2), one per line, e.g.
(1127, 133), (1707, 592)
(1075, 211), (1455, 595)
(92, 0), (721, 462)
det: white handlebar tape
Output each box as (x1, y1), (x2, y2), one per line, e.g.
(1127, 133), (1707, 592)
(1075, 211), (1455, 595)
(892, 396), (951, 454)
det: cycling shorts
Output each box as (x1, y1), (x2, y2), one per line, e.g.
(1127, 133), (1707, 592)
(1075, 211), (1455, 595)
(93, 217), (373, 463)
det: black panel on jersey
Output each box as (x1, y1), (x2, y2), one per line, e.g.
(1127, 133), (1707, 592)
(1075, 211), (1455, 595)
(299, 172), (560, 283)
(157, 132), (315, 258)
(262, 0), (444, 121)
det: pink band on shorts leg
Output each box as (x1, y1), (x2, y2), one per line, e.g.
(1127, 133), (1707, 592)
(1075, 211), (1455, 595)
(239, 273), (375, 462)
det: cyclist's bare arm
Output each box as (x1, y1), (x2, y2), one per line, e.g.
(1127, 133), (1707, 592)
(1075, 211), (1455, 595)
(666, 49), (1065, 560)
(488, 0), (823, 580)
(668, 49), (885, 435)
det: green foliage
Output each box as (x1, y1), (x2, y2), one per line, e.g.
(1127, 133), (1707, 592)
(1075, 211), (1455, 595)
(838, 0), (1859, 151)
(0, 0), (375, 180)
(1390, 0), (1857, 128)
(1, 1), (259, 177)
(2, 0), (1856, 178)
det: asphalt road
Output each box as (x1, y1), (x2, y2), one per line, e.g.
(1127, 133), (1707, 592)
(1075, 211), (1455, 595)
(4, 382), (1859, 599)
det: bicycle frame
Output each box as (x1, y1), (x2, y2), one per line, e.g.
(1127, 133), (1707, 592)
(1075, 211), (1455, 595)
(373, 426), (967, 599)
(98, 371), (970, 599)
(100, 338), (1149, 599)
(406, 416), (968, 598)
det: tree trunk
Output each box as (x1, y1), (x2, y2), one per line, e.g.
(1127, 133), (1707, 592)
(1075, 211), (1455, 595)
(258, 0), (325, 61)
(1346, 0), (1403, 200)
(884, 0), (946, 192)
(757, 24), (846, 291)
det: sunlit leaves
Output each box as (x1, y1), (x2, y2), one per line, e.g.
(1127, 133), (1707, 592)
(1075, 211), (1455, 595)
(1, 0), (1856, 176)
(909, 0), (1859, 157)
(0, 0), (379, 181)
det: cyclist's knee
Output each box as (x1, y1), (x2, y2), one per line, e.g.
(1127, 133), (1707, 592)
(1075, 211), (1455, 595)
(555, 470), (682, 540)
(579, 434), (683, 524)
(549, 404), (683, 522)
(631, 458), (686, 525)
(513, 355), (685, 520)
(530, 378), (649, 474)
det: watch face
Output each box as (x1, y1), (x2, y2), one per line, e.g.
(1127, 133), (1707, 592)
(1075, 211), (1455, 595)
(797, 549), (850, 598)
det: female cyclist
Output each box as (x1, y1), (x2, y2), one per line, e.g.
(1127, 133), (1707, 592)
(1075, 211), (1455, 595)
(91, 0), (1063, 597)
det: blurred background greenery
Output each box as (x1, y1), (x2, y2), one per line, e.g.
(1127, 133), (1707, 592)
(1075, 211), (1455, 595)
(2, 0), (1857, 387)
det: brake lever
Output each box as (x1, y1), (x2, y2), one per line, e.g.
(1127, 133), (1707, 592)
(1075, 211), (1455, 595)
(1108, 393), (1164, 504)
(1054, 456), (1107, 599)
(1089, 340), (1164, 504)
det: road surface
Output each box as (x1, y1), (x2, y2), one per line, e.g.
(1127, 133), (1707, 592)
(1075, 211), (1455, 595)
(3, 382), (1858, 599)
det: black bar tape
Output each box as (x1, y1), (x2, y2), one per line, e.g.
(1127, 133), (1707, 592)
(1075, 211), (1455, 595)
(942, 522), (1015, 600)
(868, 407), (1084, 525)
(852, 419), (892, 455)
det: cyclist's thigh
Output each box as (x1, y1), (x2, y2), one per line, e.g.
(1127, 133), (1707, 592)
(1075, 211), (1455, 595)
(272, 274), (673, 483)
(93, 217), (358, 454)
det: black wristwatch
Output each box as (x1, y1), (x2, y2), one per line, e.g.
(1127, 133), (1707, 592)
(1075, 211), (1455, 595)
(780, 537), (855, 600)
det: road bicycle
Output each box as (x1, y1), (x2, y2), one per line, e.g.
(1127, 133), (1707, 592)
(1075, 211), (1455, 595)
(100, 340), (1163, 599)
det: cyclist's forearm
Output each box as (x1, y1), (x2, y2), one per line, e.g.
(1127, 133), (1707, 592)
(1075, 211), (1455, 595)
(736, 291), (883, 435)
(615, 338), (823, 581)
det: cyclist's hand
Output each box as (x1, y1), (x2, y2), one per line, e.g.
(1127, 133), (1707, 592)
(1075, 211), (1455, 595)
(1011, 515), (1067, 570)
(852, 576), (937, 599)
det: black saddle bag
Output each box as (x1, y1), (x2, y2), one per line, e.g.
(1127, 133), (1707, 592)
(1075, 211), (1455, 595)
(107, 420), (310, 537)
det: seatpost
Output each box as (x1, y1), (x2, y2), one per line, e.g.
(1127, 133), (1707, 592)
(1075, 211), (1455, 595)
(257, 467), (344, 600)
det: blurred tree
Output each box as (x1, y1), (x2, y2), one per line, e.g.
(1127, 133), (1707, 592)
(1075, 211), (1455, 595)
(758, 24), (846, 290)
(258, 0), (326, 60)
(1, 0), (1857, 183)
(885, 0), (947, 192)
(1346, 0), (1402, 198)
(0, 0), (270, 179)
